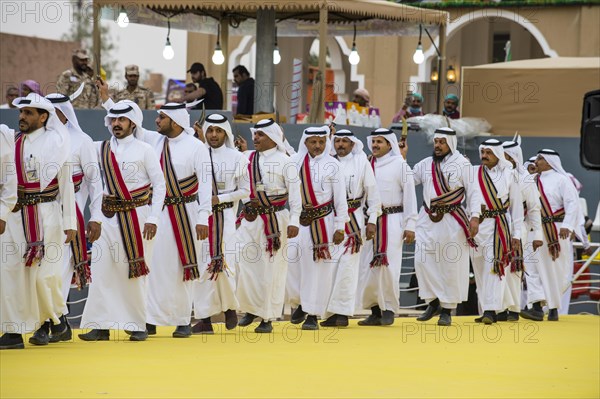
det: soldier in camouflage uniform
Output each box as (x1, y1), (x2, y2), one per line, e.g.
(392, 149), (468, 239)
(56, 49), (100, 109)
(114, 65), (155, 110)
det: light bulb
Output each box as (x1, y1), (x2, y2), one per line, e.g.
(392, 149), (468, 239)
(273, 47), (281, 65)
(163, 38), (174, 60)
(348, 45), (360, 65)
(117, 8), (129, 28)
(212, 45), (225, 65)
(413, 44), (424, 64)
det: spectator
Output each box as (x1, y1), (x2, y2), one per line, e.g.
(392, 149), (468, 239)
(443, 94), (460, 119)
(19, 80), (42, 97)
(392, 92), (424, 123)
(114, 65), (155, 110)
(56, 49), (99, 109)
(183, 62), (223, 110)
(184, 83), (202, 109)
(352, 88), (370, 107)
(0, 86), (18, 108)
(232, 65), (255, 115)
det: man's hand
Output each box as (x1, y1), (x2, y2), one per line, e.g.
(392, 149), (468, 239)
(333, 229), (345, 245)
(511, 238), (521, 251)
(403, 230), (415, 244)
(399, 136), (408, 160)
(583, 246), (595, 257)
(287, 225), (299, 239)
(193, 122), (205, 143)
(469, 217), (480, 238)
(212, 195), (220, 206)
(365, 223), (376, 240)
(143, 223), (157, 240)
(95, 78), (110, 103)
(235, 135), (248, 152)
(559, 227), (570, 240)
(532, 240), (543, 251)
(86, 221), (102, 243)
(0, 219), (5, 235)
(549, 244), (560, 261)
(196, 224), (208, 240)
(64, 229), (77, 244)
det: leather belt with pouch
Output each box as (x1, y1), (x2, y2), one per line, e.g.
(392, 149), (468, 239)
(299, 201), (334, 227)
(542, 215), (565, 224)
(213, 201), (234, 212)
(382, 205), (404, 215)
(164, 193), (198, 208)
(102, 195), (150, 218)
(243, 201), (286, 222)
(423, 201), (461, 223)
(347, 198), (363, 209)
(12, 192), (58, 213)
(479, 205), (508, 222)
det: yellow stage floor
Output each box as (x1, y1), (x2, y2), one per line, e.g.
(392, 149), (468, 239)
(1, 315), (598, 398)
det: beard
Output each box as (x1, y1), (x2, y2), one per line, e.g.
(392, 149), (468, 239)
(432, 150), (449, 162)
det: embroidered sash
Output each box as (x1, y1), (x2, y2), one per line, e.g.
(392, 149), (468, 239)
(100, 140), (150, 279)
(160, 140), (200, 281)
(69, 172), (91, 289)
(247, 151), (288, 257)
(15, 133), (59, 267)
(299, 154), (332, 261)
(431, 160), (477, 248)
(369, 157), (389, 267)
(344, 196), (364, 255)
(478, 167), (511, 277)
(206, 147), (230, 280)
(537, 176), (564, 258)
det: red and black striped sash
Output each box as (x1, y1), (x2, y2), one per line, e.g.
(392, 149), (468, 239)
(207, 147), (229, 280)
(299, 154), (332, 261)
(14, 132), (59, 267)
(478, 167), (511, 277)
(101, 140), (150, 279)
(537, 176), (565, 256)
(248, 151), (287, 257)
(369, 157), (389, 267)
(431, 160), (477, 248)
(344, 196), (364, 255)
(70, 172), (91, 289)
(161, 140), (199, 281)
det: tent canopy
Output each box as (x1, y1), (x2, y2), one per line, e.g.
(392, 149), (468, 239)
(461, 57), (600, 137)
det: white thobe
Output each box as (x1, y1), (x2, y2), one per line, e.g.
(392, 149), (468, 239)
(1, 127), (76, 334)
(471, 164), (523, 312)
(527, 169), (579, 310)
(143, 132), (212, 326)
(61, 126), (103, 302)
(0, 126), (17, 224)
(193, 144), (249, 320)
(324, 152), (381, 318)
(503, 170), (542, 312)
(359, 152), (417, 313)
(236, 147), (302, 321)
(80, 135), (166, 332)
(286, 153), (348, 318)
(413, 152), (483, 309)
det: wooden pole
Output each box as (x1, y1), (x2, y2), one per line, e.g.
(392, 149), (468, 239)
(437, 23), (447, 116)
(93, 1), (101, 74)
(220, 18), (229, 109)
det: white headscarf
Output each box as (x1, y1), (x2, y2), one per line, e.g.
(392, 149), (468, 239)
(537, 149), (569, 178)
(104, 100), (143, 135)
(331, 129), (364, 155)
(479, 138), (511, 170)
(433, 127), (457, 154)
(45, 92), (90, 143)
(297, 126), (331, 159)
(12, 93), (70, 190)
(367, 128), (400, 157)
(157, 102), (195, 136)
(202, 113), (234, 148)
(502, 135), (524, 174)
(250, 118), (287, 154)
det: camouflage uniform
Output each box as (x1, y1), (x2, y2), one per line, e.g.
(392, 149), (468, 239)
(56, 49), (100, 109)
(115, 86), (155, 110)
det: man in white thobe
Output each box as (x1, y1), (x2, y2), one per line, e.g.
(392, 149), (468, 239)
(236, 119), (302, 333)
(79, 101), (166, 342)
(142, 102), (211, 338)
(45, 92), (104, 342)
(286, 127), (348, 331)
(192, 113), (249, 334)
(470, 139), (524, 324)
(357, 128), (417, 326)
(0, 94), (77, 349)
(413, 128), (482, 326)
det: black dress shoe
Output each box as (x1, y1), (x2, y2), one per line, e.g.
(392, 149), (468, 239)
(381, 310), (395, 326)
(50, 315), (68, 336)
(238, 313), (257, 327)
(437, 309), (452, 326)
(520, 308), (544, 321)
(49, 323), (72, 343)
(78, 329), (110, 341)
(416, 300), (441, 322)
(29, 322), (50, 345)
(146, 323), (157, 335)
(192, 318), (214, 334)
(254, 320), (273, 333)
(0, 333), (24, 350)
(319, 314), (349, 327)
(224, 309), (238, 330)
(496, 310), (508, 322)
(507, 311), (520, 321)
(291, 305), (308, 324)
(357, 314), (382, 326)
(302, 315), (319, 330)
(547, 308), (559, 321)
(173, 325), (192, 338)
(481, 311), (496, 325)
(129, 330), (148, 341)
